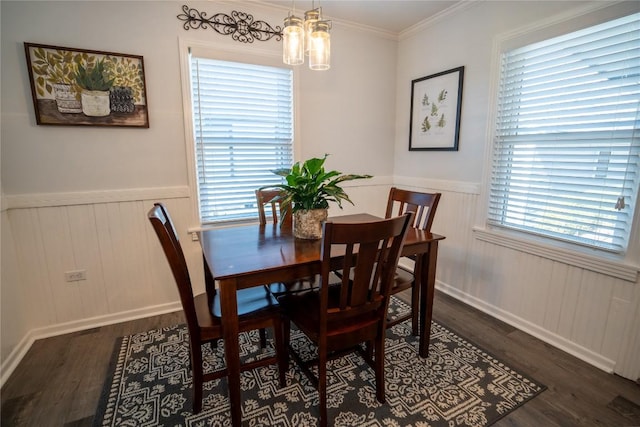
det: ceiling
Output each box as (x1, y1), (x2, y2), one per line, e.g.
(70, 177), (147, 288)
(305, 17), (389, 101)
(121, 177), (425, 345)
(257, 1), (465, 34)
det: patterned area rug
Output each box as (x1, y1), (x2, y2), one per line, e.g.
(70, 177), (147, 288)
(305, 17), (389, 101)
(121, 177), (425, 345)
(94, 298), (545, 426)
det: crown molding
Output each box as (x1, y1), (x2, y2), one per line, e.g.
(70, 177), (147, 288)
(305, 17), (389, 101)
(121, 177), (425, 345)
(399, 1), (480, 40)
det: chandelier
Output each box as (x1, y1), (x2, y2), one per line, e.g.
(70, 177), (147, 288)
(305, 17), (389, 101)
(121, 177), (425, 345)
(282, 1), (331, 70)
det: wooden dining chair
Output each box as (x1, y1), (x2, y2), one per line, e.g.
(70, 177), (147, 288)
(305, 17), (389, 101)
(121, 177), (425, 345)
(148, 203), (288, 414)
(255, 188), (292, 226)
(256, 188), (320, 296)
(385, 187), (441, 335)
(277, 213), (412, 427)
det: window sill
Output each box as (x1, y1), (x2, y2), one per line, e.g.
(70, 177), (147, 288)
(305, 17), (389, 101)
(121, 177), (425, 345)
(188, 218), (258, 232)
(473, 226), (639, 282)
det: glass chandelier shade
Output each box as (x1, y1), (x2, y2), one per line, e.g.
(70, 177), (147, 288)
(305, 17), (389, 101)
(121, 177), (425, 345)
(282, 5), (331, 70)
(303, 8), (320, 56)
(283, 15), (304, 66)
(308, 20), (331, 70)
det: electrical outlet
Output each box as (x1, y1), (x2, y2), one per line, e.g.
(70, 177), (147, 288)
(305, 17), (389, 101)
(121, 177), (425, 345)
(65, 270), (87, 282)
(191, 232), (199, 242)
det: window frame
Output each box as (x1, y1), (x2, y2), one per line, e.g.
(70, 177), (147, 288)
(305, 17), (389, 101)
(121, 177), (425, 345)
(178, 38), (300, 228)
(477, 2), (640, 278)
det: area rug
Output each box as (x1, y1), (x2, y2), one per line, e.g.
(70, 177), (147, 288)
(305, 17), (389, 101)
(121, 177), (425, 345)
(94, 298), (545, 426)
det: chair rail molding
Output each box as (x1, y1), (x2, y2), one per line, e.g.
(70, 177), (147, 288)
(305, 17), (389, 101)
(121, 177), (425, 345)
(394, 175), (481, 195)
(4, 186), (191, 210)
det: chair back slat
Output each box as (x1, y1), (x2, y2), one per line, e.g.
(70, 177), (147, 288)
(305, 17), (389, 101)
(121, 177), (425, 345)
(256, 188), (292, 226)
(385, 187), (441, 231)
(320, 213), (412, 324)
(338, 243), (355, 309)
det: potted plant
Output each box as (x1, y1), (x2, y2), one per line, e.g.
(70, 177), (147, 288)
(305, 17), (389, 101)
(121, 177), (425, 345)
(75, 58), (114, 117)
(104, 55), (146, 104)
(268, 155), (372, 239)
(28, 47), (83, 113)
(104, 55), (146, 114)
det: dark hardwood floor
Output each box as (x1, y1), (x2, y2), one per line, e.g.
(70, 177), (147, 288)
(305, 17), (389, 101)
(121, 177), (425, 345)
(1, 291), (638, 426)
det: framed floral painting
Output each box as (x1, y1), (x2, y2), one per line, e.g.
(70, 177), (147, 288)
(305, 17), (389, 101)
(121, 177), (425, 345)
(409, 66), (464, 151)
(24, 42), (149, 127)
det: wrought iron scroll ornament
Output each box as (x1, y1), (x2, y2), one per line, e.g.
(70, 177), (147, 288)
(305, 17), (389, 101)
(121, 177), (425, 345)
(177, 5), (283, 43)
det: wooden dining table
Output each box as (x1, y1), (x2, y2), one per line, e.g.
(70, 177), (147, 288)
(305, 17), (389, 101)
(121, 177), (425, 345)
(199, 213), (445, 426)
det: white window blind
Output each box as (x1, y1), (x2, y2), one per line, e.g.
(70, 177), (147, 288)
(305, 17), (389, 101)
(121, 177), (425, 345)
(190, 57), (293, 223)
(489, 12), (640, 253)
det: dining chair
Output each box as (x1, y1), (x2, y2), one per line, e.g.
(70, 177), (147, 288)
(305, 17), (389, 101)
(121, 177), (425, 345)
(255, 188), (320, 296)
(385, 187), (441, 335)
(148, 203), (288, 414)
(255, 188), (292, 226)
(277, 213), (412, 427)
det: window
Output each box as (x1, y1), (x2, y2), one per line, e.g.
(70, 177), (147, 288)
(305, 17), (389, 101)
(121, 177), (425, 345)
(190, 56), (294, 223)
(489, 12), (640, 253)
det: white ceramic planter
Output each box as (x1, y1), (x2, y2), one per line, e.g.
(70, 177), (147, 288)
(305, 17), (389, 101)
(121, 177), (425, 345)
(81, 90), (110, 117)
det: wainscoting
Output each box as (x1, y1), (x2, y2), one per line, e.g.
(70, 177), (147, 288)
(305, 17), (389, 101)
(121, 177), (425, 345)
(1, 181), (638, 387)
(1, 188), (196, 385)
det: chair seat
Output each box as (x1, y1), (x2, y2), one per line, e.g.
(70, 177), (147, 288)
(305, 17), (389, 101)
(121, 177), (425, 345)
(196, 289), (282, 347)
(210, 286), (279, 317)
(265, 279), (319, 297)
(278, 284), (381, 345)
(391, 266), (414, 293)
(336, 268), (415, 294)
(266, 272), (343, 298)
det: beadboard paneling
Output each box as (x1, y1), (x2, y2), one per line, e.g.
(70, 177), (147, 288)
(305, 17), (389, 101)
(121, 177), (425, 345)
(2, 192), (200, 364)
(2, 182), (639, 385)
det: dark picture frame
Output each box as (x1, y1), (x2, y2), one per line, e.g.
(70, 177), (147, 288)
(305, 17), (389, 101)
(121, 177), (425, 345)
(24, 42), (149, 127)
(409, 66), (464, 151)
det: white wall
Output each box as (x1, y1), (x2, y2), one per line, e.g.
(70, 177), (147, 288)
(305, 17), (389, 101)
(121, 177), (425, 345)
(1, 0), (638, 386)
(0, 0), (397, 382)
(394, 0), (640, 381)
(1, 1), (396, 196)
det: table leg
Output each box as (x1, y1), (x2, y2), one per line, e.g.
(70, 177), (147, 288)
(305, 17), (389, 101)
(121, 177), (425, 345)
(418, 241), (439, 358)
(219, 278), (242, 427)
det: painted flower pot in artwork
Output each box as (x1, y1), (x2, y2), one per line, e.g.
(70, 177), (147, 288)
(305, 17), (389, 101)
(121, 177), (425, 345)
(52, 83), (82, 113)
(110, 86), (135, 114)
(81, 90), (110, 117)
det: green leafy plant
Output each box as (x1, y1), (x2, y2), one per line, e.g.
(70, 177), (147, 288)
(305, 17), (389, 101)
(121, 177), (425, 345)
(422, 116), (431, 132)
(29, 47), (86, 98)
(268, 154), (372, 215)
(75, 59), (114, 91)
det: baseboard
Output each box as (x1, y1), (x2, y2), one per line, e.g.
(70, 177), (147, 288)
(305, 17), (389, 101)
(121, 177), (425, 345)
(436, 281), (616, 374)
(0, 301), (182, 388)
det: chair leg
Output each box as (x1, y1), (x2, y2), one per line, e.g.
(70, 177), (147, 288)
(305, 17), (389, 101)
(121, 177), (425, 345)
(273, 316), (289, 387)
(209, 338), (219, 350)
(411, 258), (421, 336)
(364, 340), (374, 362)
(374, 333), (386, 403)
(191, 345), (204, 413)
(318, 348), (328, 427)
(283, 316), (291, 347)
(259, 328), (267, 348)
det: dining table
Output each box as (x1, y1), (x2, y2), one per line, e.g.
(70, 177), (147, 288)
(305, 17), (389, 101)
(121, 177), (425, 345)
(199, 213), (445, 427)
